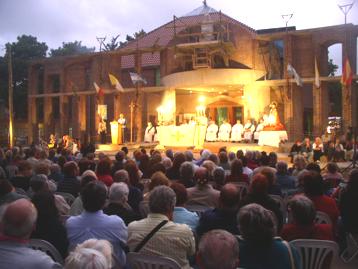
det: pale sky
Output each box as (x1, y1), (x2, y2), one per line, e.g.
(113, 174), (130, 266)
(0, 0), (357, 70)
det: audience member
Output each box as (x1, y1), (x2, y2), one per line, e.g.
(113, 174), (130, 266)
(171, 182), (199, 231)
(197, 183), (240, 237)
(96, 158), (113, 187)
(31, 192), (69, 258)
(128, 186), (195, 269)
(166, 152), (186, 180)
(104, 182), (140, 225)
(237, 203), (300, 269)
(281, 195), (333, 241)
(179, 161), (195, 188)
(10, 160), (32, 191)
(0, 178), (28, 205)
(0, 199), (62, 268)
(187, 167), (220, 207)
(226, 159), (249, 184)
(57, 161), (80, 197)
(276, 161), (296, 193)
(197, 229), (239, 269)
(66, 181), (127, 267)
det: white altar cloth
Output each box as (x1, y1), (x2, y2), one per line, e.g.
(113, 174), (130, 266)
(258, 130), (288, 148)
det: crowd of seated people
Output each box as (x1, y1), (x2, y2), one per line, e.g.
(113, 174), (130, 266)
(1, 143), (358, 268)
(290, 132), (357, 163)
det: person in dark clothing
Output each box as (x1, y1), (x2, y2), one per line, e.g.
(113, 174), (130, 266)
(339, 169), (358, 233)
(57, 161), (81, 197)
(10, 160), (32, 191)
(111, 151), (125, 176)
(103, 182), (141, 225)
(179, 161), (195, 188)
(166, 152), (186, 180)
(31, 192), (69, 258)
(197, 183), (240, 238)
(239, 173), (283, 231)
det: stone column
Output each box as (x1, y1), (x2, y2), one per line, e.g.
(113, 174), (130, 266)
(43, 97), (53, 139)
(134, 52), (143, 143)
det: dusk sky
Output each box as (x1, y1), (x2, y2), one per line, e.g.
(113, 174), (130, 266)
(0, 0), (357, 70)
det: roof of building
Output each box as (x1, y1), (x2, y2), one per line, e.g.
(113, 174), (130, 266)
(119, 3), (255, 69)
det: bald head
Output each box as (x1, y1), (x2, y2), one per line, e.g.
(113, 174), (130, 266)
(219, 184), (240, 209)
(0, 199), (37, 239)
(195, 167), (209, 185)
(198, 229), (239, 269)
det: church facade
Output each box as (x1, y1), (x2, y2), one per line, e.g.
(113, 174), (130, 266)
(27, 3), (358, 144)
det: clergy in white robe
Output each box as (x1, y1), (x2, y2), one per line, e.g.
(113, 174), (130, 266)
(243, 120), (255, 142)
(205, 121), (218, 142)
(218, 120), (232, 142)
(230, 120), (244, 142)
(144, 122), (156, 143)
(254, 119), (265, 141)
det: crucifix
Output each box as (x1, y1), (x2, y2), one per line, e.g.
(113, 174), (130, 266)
(129, 101), (135, 143)
(203, 0), (207, 6)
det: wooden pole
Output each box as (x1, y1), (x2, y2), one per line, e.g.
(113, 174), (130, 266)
(130, 101), (134, 143)
(8, 45), (14, 148)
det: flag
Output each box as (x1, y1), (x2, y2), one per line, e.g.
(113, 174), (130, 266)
(129, 72), (147, 85)
(314, 57), (320, 89)
(287, 63), (303, 87)
(341, 57), (353, 87)
(108, 73), (124, 92)
(93, 82), (104, 97)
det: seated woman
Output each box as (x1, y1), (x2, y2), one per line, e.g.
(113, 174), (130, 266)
(323, 162), (344, 189)
(237, 203), (301, 269)
(226, 159), (249, 184)
(281, 195), (333, 241)
(312, 137), (324, 162)
(303, 171), (340, 228)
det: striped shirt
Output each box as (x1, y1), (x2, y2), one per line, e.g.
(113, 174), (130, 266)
(128, 213), (195, 269)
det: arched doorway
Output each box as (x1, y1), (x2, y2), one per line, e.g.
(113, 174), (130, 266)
(206, 99), (243, 126)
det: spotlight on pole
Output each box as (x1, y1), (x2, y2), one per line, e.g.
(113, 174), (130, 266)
(338, 1), (355, 24)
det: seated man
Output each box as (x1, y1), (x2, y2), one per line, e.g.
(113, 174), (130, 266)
(253, 118), (265, 141)
(144, 122), (156, 143)
(197, 229), (240, 269)
(128, 186), (195, 269)
(66, 181), (127, 267)
(243, 119), (255, 143)
(281, 195), (333, 241)
(218, 120), (231, 142)
(196, 183), (240, 238)
(0, 199), (61, 268)
(230, 120), (244, 142)
(205, 120), (218, 142)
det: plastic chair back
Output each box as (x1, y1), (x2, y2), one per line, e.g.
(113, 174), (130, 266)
(28, 239), (64, 265)
(290, 239), (338, 269)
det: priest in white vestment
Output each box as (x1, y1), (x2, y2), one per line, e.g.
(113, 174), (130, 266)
(254, 119), (265, 141)
(243, 119), (255, 142)
(218, 120), (232, 142)
(144, 122), (156, 143)
(205, 120), (218, 142)
(230, 120), (244, 142)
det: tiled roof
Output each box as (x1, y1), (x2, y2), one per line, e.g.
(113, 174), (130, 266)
(119, 8), (255, 69)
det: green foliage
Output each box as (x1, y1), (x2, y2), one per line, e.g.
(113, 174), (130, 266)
(119, 29), (146, 47)
(103, 35), (120, 51)
(50, 41), (95, 57)
(0, 35), (48, 119)
(328, 59), (338, 77)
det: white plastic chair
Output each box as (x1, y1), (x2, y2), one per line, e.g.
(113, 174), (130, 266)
(28, 239), (64, 265)
(290, 239), (338, 269)
(340, 233), (358, 263)
(127, 252), (181, 269)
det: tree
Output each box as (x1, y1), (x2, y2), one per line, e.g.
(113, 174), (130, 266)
(50, 41), (95, 57)
(327, 59), (341, 116)
(103, 35), (121, 51)
(328, 59), (338, 77)
(119, 29), (146, 47)
(0, 35), (48, 119)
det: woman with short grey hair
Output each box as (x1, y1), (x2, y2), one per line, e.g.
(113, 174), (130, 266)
(104, 182), (140, 225)
(179, 161), (195, 188)
(237, 203), (301, 269)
